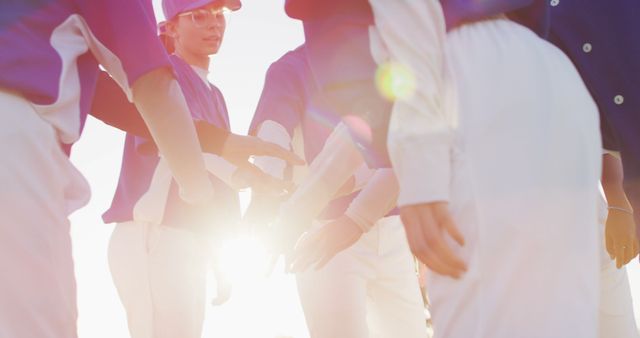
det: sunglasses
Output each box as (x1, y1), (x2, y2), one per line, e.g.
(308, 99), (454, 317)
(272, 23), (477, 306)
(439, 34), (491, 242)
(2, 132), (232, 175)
(178, 7), (227, 28)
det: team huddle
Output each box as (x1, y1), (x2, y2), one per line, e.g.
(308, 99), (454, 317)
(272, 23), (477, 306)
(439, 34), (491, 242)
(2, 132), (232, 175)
(1, 0), (639, 338)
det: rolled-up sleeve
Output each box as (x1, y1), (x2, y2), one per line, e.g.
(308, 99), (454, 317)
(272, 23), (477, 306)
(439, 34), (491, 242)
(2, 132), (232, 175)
(369, 0), (453, 206)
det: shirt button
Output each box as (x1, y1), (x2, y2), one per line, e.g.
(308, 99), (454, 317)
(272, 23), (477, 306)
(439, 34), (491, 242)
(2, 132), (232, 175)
(582, 43), (592, 53)
(614, 95), (624, 105)
(550, 0), (560, 6)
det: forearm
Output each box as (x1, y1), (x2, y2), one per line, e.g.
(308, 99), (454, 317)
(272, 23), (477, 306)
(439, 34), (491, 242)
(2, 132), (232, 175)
(195, 121), (229, 155)
(352, 163), (376, 192)
(131, 68), (212, 203)
(253, 120), (292, 180)
(602, 153), (632, 209)
(91, 71), (153, 138)
(92, 71), (229, 155)
(345, 168), (398, 232)
(202, 154), (238, 188)
(281, 123), (363, 221)
(245, 121), (293, 225)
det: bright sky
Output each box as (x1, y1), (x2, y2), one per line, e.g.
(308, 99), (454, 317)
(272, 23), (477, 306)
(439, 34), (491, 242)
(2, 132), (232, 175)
(67, 1), (640, 337)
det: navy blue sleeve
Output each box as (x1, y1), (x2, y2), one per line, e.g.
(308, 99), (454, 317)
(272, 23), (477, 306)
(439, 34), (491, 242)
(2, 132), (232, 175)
(547, 0), (640, 236)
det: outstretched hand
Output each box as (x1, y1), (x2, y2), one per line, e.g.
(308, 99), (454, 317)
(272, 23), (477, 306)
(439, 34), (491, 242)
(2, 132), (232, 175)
(262, 214), (313, 276)
(289, 215), (363, 272)
(221, 134), (304, 166)
(231, 162), (294, 196)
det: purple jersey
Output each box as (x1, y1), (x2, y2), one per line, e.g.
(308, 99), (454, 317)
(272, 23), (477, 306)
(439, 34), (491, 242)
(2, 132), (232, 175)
(0, 0), (171, 145)
(104, 55), (240, 235)
(249, 46), (396, 219)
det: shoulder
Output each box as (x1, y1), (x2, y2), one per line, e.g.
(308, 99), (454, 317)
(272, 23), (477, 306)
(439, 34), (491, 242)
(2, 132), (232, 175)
(266, 46), (310, 82)
(206, 82), (228, 108)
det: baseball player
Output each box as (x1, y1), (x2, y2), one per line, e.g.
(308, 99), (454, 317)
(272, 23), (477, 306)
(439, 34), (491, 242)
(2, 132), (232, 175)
(247, 45), (428, 338)
(546, 2), (640, 336)
(101, 1), (295, 337)
(547, 0), (640, 249)
(287, 1), (640, 338)
(367, 1), (601, 337)
(0, 1), (299, 337)
(598, 154), (639, 338)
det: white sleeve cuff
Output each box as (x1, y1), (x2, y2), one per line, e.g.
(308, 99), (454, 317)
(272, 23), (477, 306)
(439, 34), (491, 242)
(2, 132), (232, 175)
(389, 137), (451, 207)
(345, 169), (398, 232)
(352, 163), (376, 192)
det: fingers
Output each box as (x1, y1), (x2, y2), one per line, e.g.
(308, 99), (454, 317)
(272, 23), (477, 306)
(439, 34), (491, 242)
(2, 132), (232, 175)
(441, 212), (465, 246)
(401, 205), (467, 279)
(631, 240), (640, 264)
(255, 140), (305, 165)
(222, 134), (304, 165)
(404, 218), (456, 278)
(247, 172), (292, 195)
(605, 230), (615, 259)
(420, 205), (467, 273)
(314, 245), (340, 270)
(614, 241), (627, 269)
(612, 235), (638, 268)
(620, 239), (639, 267)
(314, 233), (363, 270)
(260, 176), (295, 196)
(416, 246), (462, 278)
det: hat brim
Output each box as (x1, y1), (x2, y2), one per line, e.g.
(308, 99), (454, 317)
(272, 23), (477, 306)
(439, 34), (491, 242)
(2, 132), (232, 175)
(181, 0), (242, 13)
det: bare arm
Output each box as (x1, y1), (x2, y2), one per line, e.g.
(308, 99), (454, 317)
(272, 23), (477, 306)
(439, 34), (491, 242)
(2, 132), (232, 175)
(131, 68), (213, 203)
(602, 153), (639, 267)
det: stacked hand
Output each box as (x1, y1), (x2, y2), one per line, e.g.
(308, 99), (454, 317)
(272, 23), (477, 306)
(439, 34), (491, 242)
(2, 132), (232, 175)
(231, 163), (294, 196)
(221, 134), (304, 166)
(220, 134), (301, 196)
(289, 215), (363, 272)
(259, 212), (315, 276)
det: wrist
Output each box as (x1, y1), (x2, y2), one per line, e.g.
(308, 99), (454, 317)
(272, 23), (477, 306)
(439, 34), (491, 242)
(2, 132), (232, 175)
(196, 121), (229, 155)
(341, 213), (368, 234)
(607, 205), (634, 215)
(230, 168), (251, 190)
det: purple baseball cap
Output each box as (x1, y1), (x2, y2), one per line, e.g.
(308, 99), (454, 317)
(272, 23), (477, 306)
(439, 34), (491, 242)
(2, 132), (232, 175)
(163, 0), (242, 21)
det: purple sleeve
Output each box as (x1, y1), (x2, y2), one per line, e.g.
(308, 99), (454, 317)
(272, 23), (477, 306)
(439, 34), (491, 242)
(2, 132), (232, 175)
(285, 0), (373, 21)
(76, 0), (172, 96)
(249, 58), (306, 137)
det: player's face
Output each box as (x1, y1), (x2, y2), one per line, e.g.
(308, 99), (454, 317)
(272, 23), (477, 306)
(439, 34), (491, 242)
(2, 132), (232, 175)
(172, 5), (227, 57)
